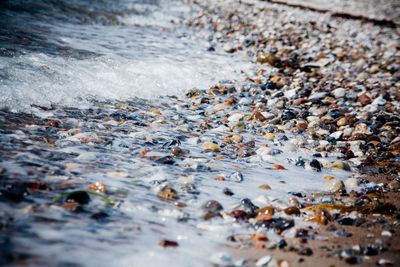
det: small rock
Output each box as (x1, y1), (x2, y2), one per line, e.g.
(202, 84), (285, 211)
(298, 247), (313, 256)
(155, 156), (175, 164)
(256, 255), (272, 267)
(66, 191), (90, 205)
(202, 142), (220, 152)
(259, 184), (271, 190)
(309, 159), (322, 172)
(337, 117), (347, 127)
(323, 179), (345, 192)
(88, 182), (107, 193)
(228, 113), (244, 123)
(284, 206), (300, 216)
(223, 188), (234, 196)
(377, 259), (394, 266)
(201, 200), (223, 213)
(229, 171), (244, 183)
(381, 230), (392, 237)
(170, 146), (185, 157)
(159, 239), (178, 247)
(209, 252), (232, 266)
(230, 134), (243, 143)
(333, 88), (346, 98)
(157, 185), (178, 201)
(283, 142), (297, 152)
(264, 133), (275, 140)
(334, 230), (352, 237)
(337, 217), (354, 225)
(345, 178), (359, 189)
(329, 161), (351, 171)
(387, 180), (400, 190)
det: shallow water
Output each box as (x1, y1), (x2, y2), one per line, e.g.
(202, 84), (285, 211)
(0, 0), (359, 266)
(0, 0), (247, 114)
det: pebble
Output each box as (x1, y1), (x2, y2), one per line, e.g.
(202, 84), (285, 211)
(209, 252), (233, 266)
(202, 142), (220, 152)
(344, 178), (359, 189)
(228, 113), (244, 123)
(283, 142), (297, 152)
(256, 255), (272, 267)
(323, 179), (345, 192)
(157, 185), (178, 201)
(333, 88), (346, 98)
(201, 200), (223, 213)
(158, 239), (178, 247)
(66, 191), (90, 205)
(381, 230), (392, 237)
(387, 180), (400, 190)
(329, 161), (351, 171)
(259, 184), (271, 190)
(229, 171), (244, 183)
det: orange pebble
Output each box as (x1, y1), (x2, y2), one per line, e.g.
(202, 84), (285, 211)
(273, 164), (286, 170)
(138, 149), (150, 157)
(88, 182), (107, 193)
(255, 214), (273, 222)
(251, 234), (269, 242)
(255, 243), (265, 248)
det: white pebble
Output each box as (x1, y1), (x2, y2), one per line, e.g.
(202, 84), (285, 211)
(381, 230), (392, 237)
(256, 255), (272, 267)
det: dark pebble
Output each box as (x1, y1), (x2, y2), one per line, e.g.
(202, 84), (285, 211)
(337, 217), (354, 226)
(46, 120), (59, 127)
(284, 206), (300, 216)
(364, 245), (378, 256)
(91, 212), (109, 221)
(310, 159), (322, 172)
(255, 217), (294, 233)
(278, 239), (287, 249)
(155, 156), (175, 165)
(345, 256), (362, 264)
(334, 230), (352, 237)
(159, 239), (178, 247)
(298, 247), (313, 256)
(201, 200), (223, 213)
(354, 218), (366, 226)
(223, 188), (234, 196)
(289, 192), (303, 197)
(66, 191), (90, 205)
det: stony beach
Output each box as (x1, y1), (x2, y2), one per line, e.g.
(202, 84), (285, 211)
(1, 0), (400, 266)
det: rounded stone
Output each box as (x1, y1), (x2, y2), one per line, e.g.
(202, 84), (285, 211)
(323, 179), (345, 192)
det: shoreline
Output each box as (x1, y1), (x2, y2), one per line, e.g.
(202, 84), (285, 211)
(1, 0), (400, 266)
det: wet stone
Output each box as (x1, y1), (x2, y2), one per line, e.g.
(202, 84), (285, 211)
(309, 159), (322, 172)
(223, 188), (234, 196)
(91, 211), (109, 221)
(155, 156), (175, 165)
(255, 217), (294, 233)
(170, 146), (185, 157)
(159, 240), (178, 247)
(201, 200), (223, 213)
(229, 171), (243, 183)
(284, 206), (300, 216)
(157, 185), (178, 201)
(66, 191), (90, 205)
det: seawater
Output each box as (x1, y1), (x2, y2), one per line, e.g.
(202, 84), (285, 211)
(0, 0), (245, 114)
